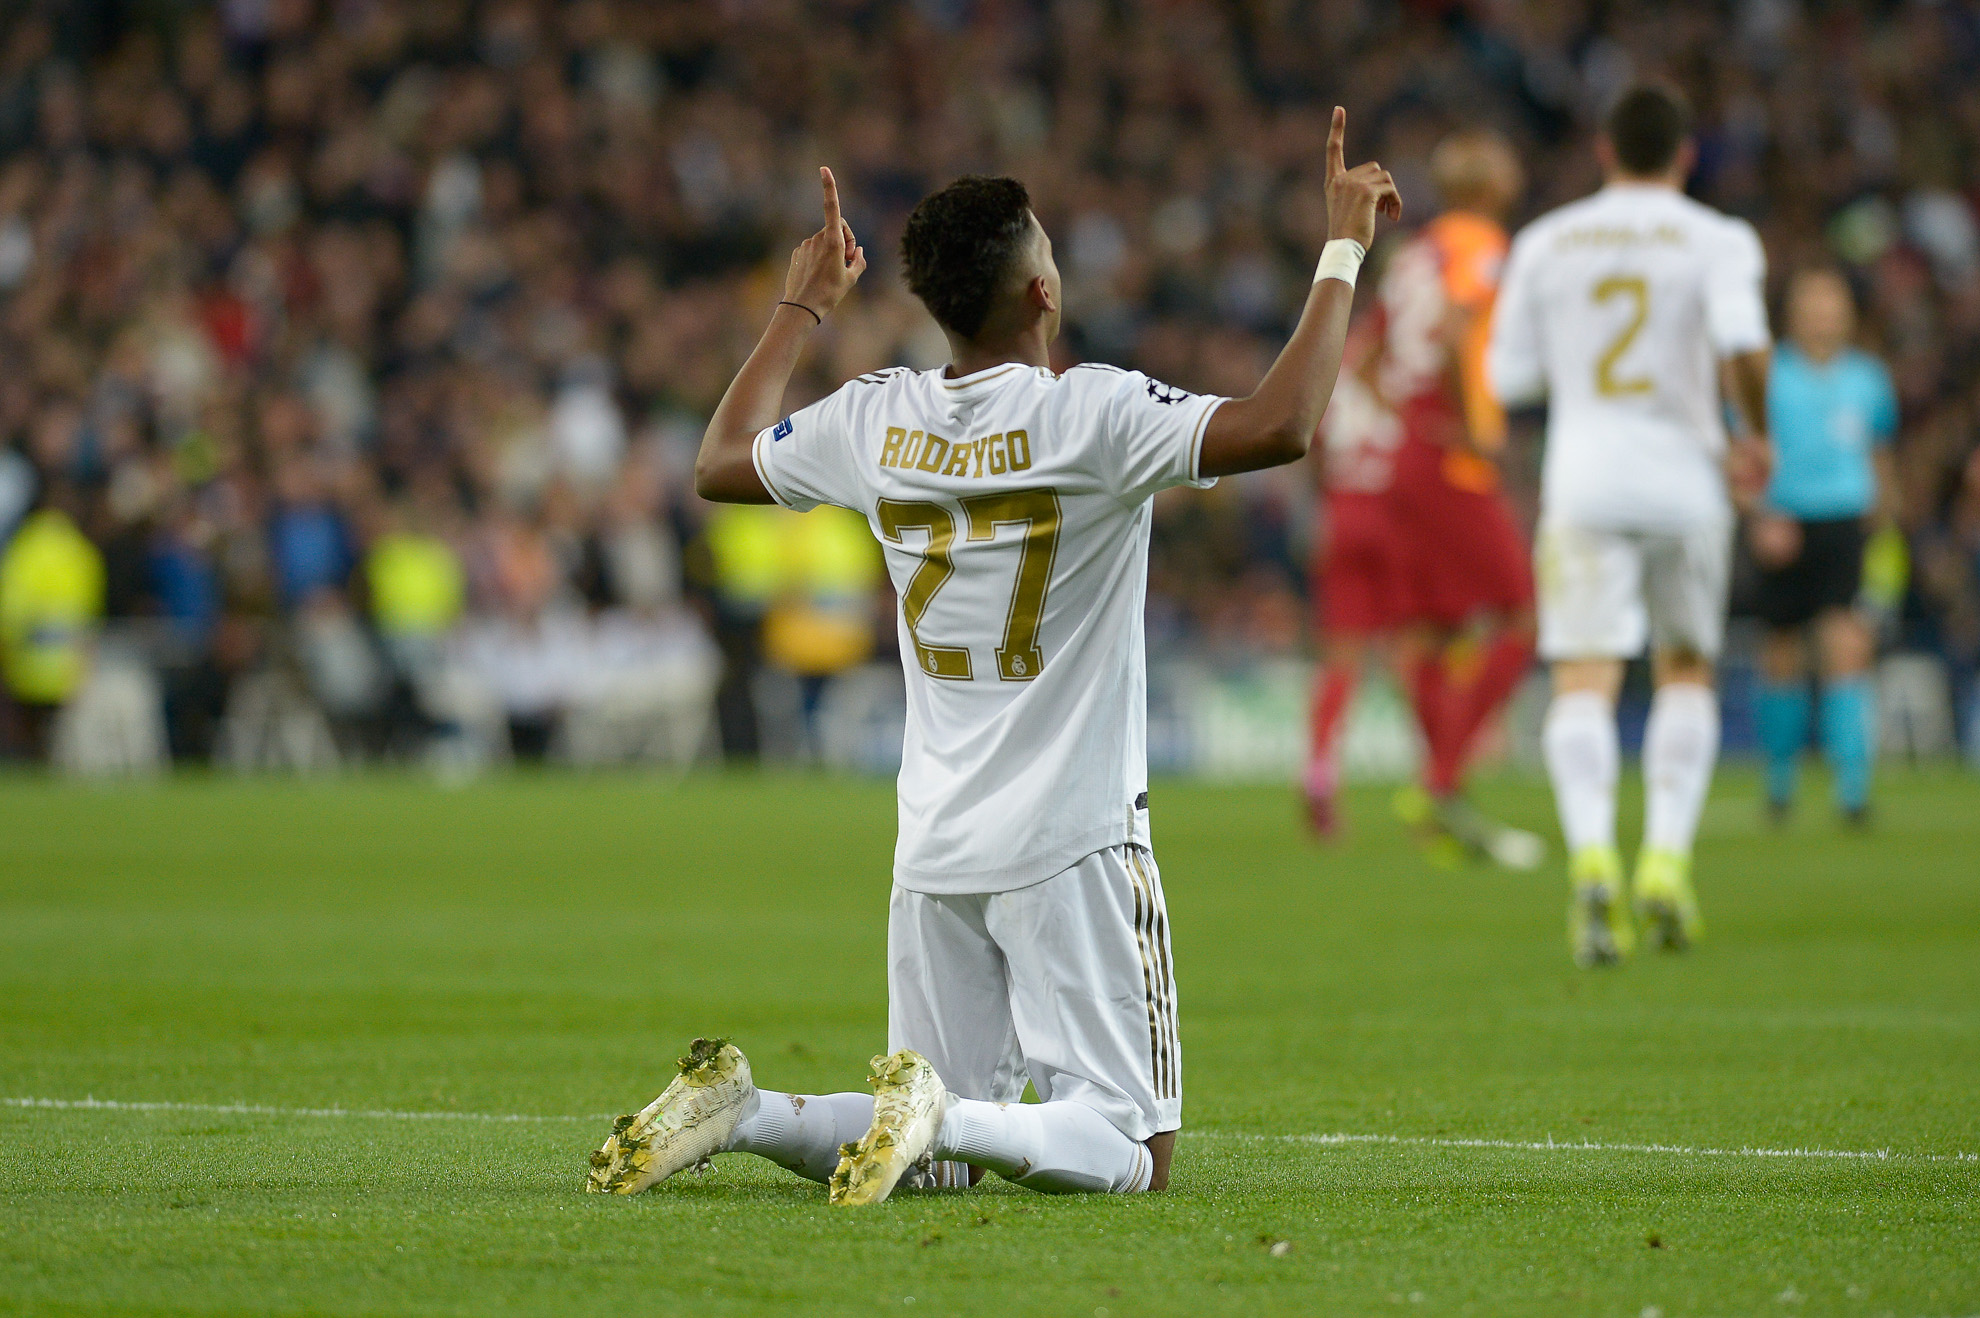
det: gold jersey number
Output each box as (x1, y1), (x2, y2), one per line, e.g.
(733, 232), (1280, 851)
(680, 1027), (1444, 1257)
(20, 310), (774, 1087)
(877, 488), (1062, 682)
(1592, 275), (1654, 398)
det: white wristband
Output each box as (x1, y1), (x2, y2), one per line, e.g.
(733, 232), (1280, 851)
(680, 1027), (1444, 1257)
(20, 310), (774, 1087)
(1314, 238), (1367, 287)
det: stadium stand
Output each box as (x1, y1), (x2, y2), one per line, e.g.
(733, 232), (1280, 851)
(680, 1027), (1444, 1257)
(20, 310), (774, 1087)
(0, 0), (1976, 767)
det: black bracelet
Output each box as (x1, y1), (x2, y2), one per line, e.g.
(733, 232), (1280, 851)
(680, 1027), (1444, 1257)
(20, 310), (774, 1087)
(778, 300), (822, 325)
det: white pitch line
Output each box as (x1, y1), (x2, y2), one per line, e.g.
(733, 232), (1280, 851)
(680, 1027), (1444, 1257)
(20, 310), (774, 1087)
(2, 1096), (608, 1123)
(1188, 1130), (1979, 1165)
(7, 1097), (1975, 1165)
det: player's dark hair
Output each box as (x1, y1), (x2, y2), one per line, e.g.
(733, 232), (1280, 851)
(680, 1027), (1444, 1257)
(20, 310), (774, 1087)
(1604, 83), (1691, 175)
(901, 176), (1034, 339)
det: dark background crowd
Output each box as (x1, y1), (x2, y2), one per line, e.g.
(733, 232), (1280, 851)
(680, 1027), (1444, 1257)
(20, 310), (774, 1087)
(2, 0), (1978, 768)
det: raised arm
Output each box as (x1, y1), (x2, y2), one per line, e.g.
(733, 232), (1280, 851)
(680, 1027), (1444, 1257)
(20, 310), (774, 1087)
(694, 168), (868, 503)
(1198, 108), (1401, 478)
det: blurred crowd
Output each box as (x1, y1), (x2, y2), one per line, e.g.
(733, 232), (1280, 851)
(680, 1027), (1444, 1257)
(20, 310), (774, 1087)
(1, 0), (1978, 769)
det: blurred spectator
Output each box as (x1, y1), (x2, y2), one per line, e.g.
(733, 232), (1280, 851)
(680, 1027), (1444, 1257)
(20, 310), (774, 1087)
(699, 501), (882, 761)
(0, 0), (1974, 765)
(268, 455), (353, 607)
(0, 488), (103, 756)
(700, 503), (790, 760)
(367, 505), (465, 666)
(760, 506), (885, 757)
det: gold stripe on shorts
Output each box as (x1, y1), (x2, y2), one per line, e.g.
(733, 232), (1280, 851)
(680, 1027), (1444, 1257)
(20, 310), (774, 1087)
(1146, 850), (1181, 1100)
(1125, 853), (1168, 1101)
(1127, 847), (1179, 1101)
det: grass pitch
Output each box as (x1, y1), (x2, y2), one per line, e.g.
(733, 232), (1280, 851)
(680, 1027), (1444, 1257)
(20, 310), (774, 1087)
(1, 768), (1975, 1317)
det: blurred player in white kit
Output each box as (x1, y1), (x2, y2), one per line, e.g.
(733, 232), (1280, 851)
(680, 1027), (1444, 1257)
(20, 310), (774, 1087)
(1488, 84), (1772, 967)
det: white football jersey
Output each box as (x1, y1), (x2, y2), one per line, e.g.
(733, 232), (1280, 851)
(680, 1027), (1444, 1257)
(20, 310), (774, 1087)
(1488, 183), (1770, 531)
(753, 360), (1225, 894)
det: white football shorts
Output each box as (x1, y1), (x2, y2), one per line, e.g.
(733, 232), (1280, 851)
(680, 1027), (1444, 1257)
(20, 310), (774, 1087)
(1536, 520), (1733, 662)
(887, 843), (1181, 1142)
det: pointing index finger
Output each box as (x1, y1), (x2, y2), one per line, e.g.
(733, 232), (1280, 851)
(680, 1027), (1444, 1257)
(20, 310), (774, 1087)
(1327, 106), (1346, 181)
(820, 166), (843, 235)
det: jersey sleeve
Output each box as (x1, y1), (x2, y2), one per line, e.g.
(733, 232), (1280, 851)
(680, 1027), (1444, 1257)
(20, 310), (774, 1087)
(750, 383), (864, 513)
(1485, 228), (1547, 407)
(1705, 220), (1771, 357)
(1101, 369), (1226, 503)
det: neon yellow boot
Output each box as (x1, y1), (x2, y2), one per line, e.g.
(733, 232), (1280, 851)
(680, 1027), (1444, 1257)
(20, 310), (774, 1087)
(1634, 847), (1703, 952)
(1569, 844), (1634, 968)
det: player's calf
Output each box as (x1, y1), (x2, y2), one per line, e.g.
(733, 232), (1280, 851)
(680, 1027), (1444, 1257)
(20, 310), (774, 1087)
(936, 1093), (1157, 1195)
(1144, 1129), (1176, 1191)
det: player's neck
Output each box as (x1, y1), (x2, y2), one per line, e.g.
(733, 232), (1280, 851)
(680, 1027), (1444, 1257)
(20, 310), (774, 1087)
(1605, 169), (1684, 191)
(945, 328), (1052, 378)
(1794, 338), (1845, 366)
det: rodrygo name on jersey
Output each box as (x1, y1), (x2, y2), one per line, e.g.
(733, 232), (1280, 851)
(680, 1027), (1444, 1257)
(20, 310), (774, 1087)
(878, 425), (1035, 479)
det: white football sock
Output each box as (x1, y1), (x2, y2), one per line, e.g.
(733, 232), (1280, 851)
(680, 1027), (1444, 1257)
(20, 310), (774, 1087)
(934, 1098), (1152, 1194)
(1543, 690), (1619, 856)
(723, 1089), (872, 1184)
(1643, 682), (1719, 856)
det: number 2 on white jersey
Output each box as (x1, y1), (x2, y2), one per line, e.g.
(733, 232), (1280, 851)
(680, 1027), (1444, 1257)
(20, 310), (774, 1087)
(877, 488), (1062, 682)
(1592, 275), (1653, 398)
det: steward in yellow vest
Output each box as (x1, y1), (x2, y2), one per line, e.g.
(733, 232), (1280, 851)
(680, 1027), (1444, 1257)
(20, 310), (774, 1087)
(0, 507), (106, 708)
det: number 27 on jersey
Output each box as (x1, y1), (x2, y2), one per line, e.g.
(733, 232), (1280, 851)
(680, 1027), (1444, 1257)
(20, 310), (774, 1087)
(877, 489), (1061, 683)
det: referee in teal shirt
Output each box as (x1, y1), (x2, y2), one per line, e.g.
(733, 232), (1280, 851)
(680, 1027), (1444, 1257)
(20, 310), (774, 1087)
(1749, 268), (1898, 825)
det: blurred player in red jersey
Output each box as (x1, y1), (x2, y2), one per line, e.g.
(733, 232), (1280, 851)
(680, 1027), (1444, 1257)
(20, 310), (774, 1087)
(1305, 316), (1409, 836)
(1306, 130), (1543, 868)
